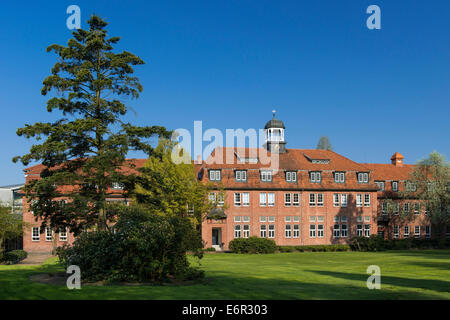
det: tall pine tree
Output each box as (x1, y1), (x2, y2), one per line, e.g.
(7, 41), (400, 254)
(13, 15), (169, 235)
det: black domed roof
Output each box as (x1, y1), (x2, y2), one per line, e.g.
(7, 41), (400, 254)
(264, 114), (285, 129)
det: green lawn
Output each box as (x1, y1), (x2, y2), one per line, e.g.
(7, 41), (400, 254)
(0, 250), (449, 299)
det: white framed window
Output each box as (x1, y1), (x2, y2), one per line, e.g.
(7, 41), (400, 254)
(341, 224), (348, 237)
(425, 225), (431, 238)
(234, 193), (241, 206)
(317, 193), (324, 207)
(356, 216), (363, 223)
(414, 226), (420, 238)
(334, 172), (345, 183)
(364, 225), (371, 237)
(285, 225), (292, 238)
(217, 193), (224, 206)
(404, 226), (410, 238)
(208, 193), (216, 204)
(393, 225), (399, 238)
(364, 216), (370, 222)
(341, 216), (348, 223)
(59, 228), (68, 241)
(358, 172), (369, 183)
(364, 194), (370, 207)
(341, 194), (348, 207)
(234, 216), (241, 223)
(268, 193), (275, 206)
(404, 203), (410, 213)
(392, 181), (398, 192)
(309, 193), (316, 206)
(356, 194), (363, 207)
(394, 203), (399, 215)
(333, 194), (340, 207)
(414, 203), (420, 215)
(382, 202), (388, 215)
(317, 224), (324, 238)
(209, 170), (221, 181)
(260, 224), (267, 238)
(259, 193), (267, 206)
(309, 224), (316, 238)
(375, 181), (385, 191)
(242, 216), (250, 223)
(309, 216), (316, 222)
(45, 227), (52, 242)
(260, 170), (272, 182)
(333, 224), (340, 238)
(243, 225), (250, 238)
(32, 227), (40, 241)
(235, 170), (247, 182)
(285, 216), (291, 222)
(293, 216), (300, 223)
(268, 216), (275, 222)
(310, 171), (321, 183)
(268, 224), (275, 238)
(259, 216), (267, 223)
(111, 182), (124, 190)
(405, 181), (417, 192)
(293, 193), (299, 206)
(357, 224), (363, 237)
(317, 216), (324, 222)
(242, 193), (250, 206)
(284, 193), (291, 206)
(293, 224), (300, 238)
(234, 225), (241, 238)
(334, 216), (340, 223)
(286, 171), (297, 182)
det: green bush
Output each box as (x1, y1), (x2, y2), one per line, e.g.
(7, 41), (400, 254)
(3, 250), (27, 264)
(290, 244), (350, 252)
(350, 236), (450, 251)
(229, 237), (277, 254)
(57, 205), (204, 282)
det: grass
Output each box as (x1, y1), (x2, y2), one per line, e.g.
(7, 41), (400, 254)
(0, 250), (449, 299)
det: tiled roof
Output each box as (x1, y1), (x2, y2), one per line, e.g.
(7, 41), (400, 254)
(363, 163), (415, 181)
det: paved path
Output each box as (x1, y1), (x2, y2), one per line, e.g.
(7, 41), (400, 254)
(19, 252), (54, 265)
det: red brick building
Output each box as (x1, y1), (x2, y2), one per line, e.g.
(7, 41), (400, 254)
(21, 115), (442, 253)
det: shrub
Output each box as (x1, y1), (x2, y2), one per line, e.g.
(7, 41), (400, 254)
(279, 245), (350, 252)
(3, 250), (27, 264)
(229, 237), (277, 254)
(350, 236), (450, 251)
(57, 205), (204, 283)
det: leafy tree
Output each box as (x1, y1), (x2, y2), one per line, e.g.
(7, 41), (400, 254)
(13, 15), (169, 235)
(0, 206), (26, 258)
(403, 151), (449, 246)
(317, 136), (333, 151)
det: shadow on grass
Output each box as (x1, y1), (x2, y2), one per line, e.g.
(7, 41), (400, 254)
(306, 270), (450, 294)
(382, 250), (450, 260)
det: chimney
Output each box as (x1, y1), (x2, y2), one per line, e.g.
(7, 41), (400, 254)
(391, 152), (404, 167)
(195, 155), (202, 164)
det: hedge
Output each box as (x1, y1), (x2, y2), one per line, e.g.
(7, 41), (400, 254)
(278, 244), (351, 253)
(229, 237), (277, 254)
(350, 235), (450, 252)
(2, 250), (27, 264)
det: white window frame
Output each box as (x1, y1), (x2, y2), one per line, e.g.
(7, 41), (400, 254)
(259, 193), (267, 206)
(32, 227), (40, 242)
(268, 224), (275, 238)
(364, 194), (370, 207)
(364, 224), (371, 237)
(284, 193), (291, 206)
(309, 193), (316, 206)
(242, 192), (250, 207)
(414, 226), (420, 238)
(404, 226), (410, 238)
(356, 194), (363, 207)
(334, 172), (345, 183)
(209, 170), (221, 181)
(317, 193), (324, 207)
(234, 193), (241, 206)
(260, 170), (272, 182)
(393, 225), (399, 238)
(285, 224), (292, 238)
(59, 227), (68, 241)
(333, 193), (340, 207)
(286, 171), (297, 182)
(235, 170), (247, 182)
(309, 224), (316, 238)
(293, 193), (299, 207)
(392, 181), (398, 192)
(341, 224), (348, 237)
(341, 194), (348, 207)
(260, 224), (267, 238)
(45, 227), (52, 242)
(317, 224), (324, 238)
(243, 224), (250, 238)
(310, 171), (321, 183)
(333, 224), (340, 238)
(425, 225), (431, 238)
(356, 224), (363, 237)
(267, 193), (275, 207)
(293, 224), (300, 238)
(234, 225), (241, 238)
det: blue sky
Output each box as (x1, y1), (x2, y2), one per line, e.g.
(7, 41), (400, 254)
(0, 0), (449, 185)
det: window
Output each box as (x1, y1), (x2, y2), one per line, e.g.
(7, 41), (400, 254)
(260, 170), (272, 182)
(394, 203), (399, 215)
(405, 181), (417, 192)
(234, 193), (241, 206)
(341, 194), (348, 207)
(268, 216), (275, 222)
(285, 193), (291, 206)
(260, 225), (267, 238)
(242, 216), (250, 223)
(334, 216), (340, 223)
(309, 216), (316, 222)
(111, 182), (124, 190)
(59, 228), (68, 241)
(259, 193), (267, 206)
(187, 203), (194, 216)
(45, 227), (52, 242)
(357, 224), (363, 237)
(364, 216), (370, 222)
(356, 194), (363, 207)
(357, 172), (369, 183)
(243, 225), (250, 238)
(382, 202), (388, 215)
(341, 224), (348, 237)
(317, 193), (324, 207)
(414, 203), (420, 215)
(317, 224), (324, 238)
(393, 225), (399, 238)
(310, 171), (321, 183)
(285, 216), (291, 222)
(425, 225), (431, 238)
(341, 216), (348, 223)
(404, 226), (410, 238)
(293, 193), (300, 206)
(285, 225), (292, 238)
(364, 225), (371, 237)
(364, 194), (370, 207)
(309, 193), (316, 206)
(242, 193), (250, 206)
(293, 216), (300, 223)
(268, 225), (275, 238)
(32, 227), (40, 241)
(334, 172), (345, 183)
(333, 194), (340, 207)
(208, 193), (216, 204)
(209, 170), (221, 181)
(403, 203), (410, 213)
(309, 224), (316, 238)
(217, 193), (224, 206)
(356, 216), (363, 223)
(235, 170), (247, 182)
(234, 225), (241, 238)
(268, 193), (275, 206)
(333, 224), (340, 238)
(259, 216), (267, 223)
(286, 171), (297, 182)
(293, 225), (300, 238)
(392, 181), (398, 192)
(375, 181), (385, 191)
(414, 226), (420, 238)
(234, 216), (241, 223)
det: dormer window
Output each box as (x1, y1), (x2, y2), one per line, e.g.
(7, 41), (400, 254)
(286, 171), (297, 182)
(334, 172), (345, 183)
(260, 170), (272, 182)
(309, 171), (321, 183)
(111, 182), (124, 190)
(209, 170), (221, 181)
(375, 181), (385, 191)
(357, 172), (369, 183)
(235, 170), (247, 182)
(405, 181), (417, 192)
(392, 181), (398, 192)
